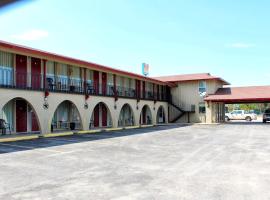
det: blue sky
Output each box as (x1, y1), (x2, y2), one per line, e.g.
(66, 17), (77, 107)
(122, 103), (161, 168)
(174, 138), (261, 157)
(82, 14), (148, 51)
(0, 0), (269, 86)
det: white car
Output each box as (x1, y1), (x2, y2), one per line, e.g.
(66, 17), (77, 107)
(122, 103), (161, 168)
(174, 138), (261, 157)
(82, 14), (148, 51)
(225, 110), (257, 121)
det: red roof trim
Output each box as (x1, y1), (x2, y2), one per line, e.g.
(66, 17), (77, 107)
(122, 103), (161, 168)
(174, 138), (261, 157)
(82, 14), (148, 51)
(205, 98), (270, 103)
(204, 86), (270, 103)
(153, 73), (230, 85)
(0, 40), (169, 86)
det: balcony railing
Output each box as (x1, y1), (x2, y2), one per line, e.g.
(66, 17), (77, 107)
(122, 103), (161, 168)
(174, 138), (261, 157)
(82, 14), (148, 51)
(0, 67), (168, 101)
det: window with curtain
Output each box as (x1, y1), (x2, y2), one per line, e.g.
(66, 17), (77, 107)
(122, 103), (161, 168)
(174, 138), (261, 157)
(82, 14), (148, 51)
(130, 79), (135, 89)
(70, 66), (80, 79)
(124, 77), (130, 88)
(86, 69), (93, 85)
(57, 63), (68, 77)
(107, 73), (113, 86)
(69, 66), (81, 88)
(56, 63), (68, 88)
(46, 61), (54, 75)
(0, 51), (14, 85)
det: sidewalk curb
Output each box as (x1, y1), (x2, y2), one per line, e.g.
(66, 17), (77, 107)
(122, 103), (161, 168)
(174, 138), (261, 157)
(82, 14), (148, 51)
(0, 135), (39, 143)
(0, 125), (155, 143)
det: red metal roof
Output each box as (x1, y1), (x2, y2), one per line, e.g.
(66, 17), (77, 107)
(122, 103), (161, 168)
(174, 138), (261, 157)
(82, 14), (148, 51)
(204, 86), (270, 103)
(153, 73), (230, 85)
(0, 40), (169, 85)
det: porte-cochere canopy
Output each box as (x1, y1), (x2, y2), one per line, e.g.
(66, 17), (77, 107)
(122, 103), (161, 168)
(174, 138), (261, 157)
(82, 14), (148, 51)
(205, 86), (270, 103)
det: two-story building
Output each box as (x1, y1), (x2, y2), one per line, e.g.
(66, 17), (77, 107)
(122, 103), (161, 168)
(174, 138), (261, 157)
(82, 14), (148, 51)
(154, 73), (230, 123)
(0, 40), (233, 136)
(0, 41), (169, 135)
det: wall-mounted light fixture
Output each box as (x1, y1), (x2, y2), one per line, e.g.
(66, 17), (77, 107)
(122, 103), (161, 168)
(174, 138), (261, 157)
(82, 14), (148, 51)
(43, 90), (49, 109)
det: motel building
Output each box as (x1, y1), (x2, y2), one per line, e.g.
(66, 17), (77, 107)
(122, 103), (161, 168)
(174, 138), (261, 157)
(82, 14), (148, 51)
(0, 41), (169, 135)
(1, 40), (269, 136)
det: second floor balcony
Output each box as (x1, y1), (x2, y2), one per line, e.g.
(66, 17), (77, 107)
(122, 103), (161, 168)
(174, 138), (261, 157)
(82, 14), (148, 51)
(0, 67), (168, 101)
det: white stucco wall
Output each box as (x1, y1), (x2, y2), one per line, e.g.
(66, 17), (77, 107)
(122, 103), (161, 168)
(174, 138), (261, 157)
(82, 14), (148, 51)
(0, 88), (168, 134)
(170, 79), (224, 123)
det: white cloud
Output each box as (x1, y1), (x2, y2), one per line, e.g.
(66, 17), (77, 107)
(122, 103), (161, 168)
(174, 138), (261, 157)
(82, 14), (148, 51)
(11, 29), (49, 41)
(226, 43), (254, 48)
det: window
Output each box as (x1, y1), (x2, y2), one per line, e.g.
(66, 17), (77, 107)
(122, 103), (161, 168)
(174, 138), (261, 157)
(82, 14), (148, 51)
(199, 102), (206, 113)
(0, 51), (14, 86)
(70, 66), (80, 79)
(199, 81), (206, 96)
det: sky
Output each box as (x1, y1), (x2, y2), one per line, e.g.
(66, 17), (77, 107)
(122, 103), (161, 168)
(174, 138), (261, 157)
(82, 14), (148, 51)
(0, 0), (269, 86)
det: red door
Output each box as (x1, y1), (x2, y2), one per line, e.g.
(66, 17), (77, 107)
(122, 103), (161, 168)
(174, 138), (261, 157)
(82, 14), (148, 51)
(94, 105), (99, 127)
(31, 57), (41, 89)
(136, 80), (141, 99)
(16, 55), (27, 88)
(93, 71), (99, 95)
(142, 81), (145, 99)
(16, 100), (27, 133)
(31, 112), (39, 132)
(101, 104), (107, 127)
(102, 72), (107, 95)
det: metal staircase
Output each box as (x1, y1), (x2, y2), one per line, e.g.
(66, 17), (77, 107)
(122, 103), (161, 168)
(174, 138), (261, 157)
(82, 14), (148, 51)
(169, 102), (195, 123)
(169, 102), (186, 123)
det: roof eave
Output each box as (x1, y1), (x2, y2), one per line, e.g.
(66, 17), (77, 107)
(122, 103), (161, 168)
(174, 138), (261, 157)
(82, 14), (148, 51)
(0, 40), (168, 85)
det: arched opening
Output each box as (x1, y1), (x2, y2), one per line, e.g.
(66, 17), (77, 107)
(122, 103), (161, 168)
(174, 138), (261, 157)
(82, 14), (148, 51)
(156, 106), (166, 124)
(1, 98), (40, 135)
(118, 104), (135, 127)
(51, 100), (82, 132)
(90, 102), (112, 128)
(140, 105), (152, 125)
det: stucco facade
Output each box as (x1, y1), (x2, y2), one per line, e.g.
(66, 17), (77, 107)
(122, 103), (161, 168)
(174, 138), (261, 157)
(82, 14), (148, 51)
(0, 41), (232, 137)
(0, 41), (170, 135)
(0, 88), (168, 134)
(169, 79), (224, 123)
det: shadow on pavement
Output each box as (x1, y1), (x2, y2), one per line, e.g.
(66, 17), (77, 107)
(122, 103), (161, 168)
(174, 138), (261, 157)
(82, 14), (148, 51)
(224, 121), (270, 125)
(0, 124), (191, 154)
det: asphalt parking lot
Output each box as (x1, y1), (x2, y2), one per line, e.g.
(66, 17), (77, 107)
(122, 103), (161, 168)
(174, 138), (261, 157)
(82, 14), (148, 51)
(0, 123), (270, 200)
